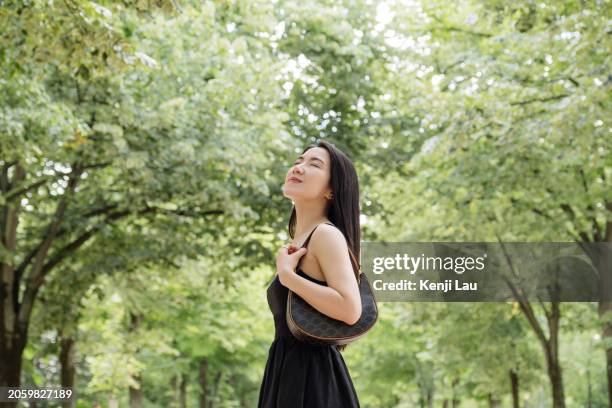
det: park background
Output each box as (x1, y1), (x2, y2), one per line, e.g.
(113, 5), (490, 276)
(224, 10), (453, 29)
(1, 0), (610, 406)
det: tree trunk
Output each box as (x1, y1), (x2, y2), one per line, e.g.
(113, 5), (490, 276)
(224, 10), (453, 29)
(199, 358), (208, 408)
(417, 386), (433, 408)
(0, 336), (25, 408)
(59, 335), (76, 408)
(0, 335), (25, 386)
(129, 373), (144, 408)
(414, 358), (434, 408)
(545, 315), (566, 408)
(500, 243), (566, 408)
(451, 378), (459, 408)
(0, 333), (26, 408)
(509, 368), (519, 408)
(179, 374), (187, 408)
(1, 162), (81, 397)
(210, 371), (222, 408)
(227, 374), (248, 408)
(596, 224), (612, 407)
(0, 163), (27, 401)
(170, 375), (178, 407)
(599, 300), (612, 408)
(587, 359), (592, 408)
(128, 312), (144, 408)
(519, 298), (565, 408)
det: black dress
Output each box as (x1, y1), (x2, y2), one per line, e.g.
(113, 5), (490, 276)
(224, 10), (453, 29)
(257, 223), (361, 408)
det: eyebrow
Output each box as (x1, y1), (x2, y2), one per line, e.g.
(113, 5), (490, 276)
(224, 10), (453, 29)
(296, 155), (325, 163)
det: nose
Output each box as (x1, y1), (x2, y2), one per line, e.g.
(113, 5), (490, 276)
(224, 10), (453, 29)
(291, 164), (304, 175)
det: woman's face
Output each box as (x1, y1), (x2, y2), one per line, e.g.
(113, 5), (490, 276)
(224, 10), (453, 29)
(282, 147), (332, 202)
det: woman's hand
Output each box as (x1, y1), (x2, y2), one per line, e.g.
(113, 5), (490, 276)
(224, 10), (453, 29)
(276, 244), (308, 286)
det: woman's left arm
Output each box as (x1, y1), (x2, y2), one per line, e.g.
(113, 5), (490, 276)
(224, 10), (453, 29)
(279, 224), (362, 325)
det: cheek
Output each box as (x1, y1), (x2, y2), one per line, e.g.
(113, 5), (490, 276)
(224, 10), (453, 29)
(319, 170), (331, 184)
(313, 172), (330, 189)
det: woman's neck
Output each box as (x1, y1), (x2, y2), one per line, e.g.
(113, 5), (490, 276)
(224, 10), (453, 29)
(292, 202), (330, 243)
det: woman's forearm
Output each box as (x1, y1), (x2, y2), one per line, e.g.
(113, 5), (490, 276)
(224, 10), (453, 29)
(281, 269), (359, 325)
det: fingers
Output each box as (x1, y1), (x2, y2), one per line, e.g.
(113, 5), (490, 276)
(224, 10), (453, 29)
(278, 244), (293, 255)
(290, 245), (307, 255)
(279, 244), (306, 255)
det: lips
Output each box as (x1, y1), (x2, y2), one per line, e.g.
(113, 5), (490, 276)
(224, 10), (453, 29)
(288, 177), (302, 183)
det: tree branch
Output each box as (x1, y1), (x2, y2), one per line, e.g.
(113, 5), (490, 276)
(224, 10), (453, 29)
(142, 206), (225, 218)
(510, 94), (570, 106)
(15, 162), (83, 325)
(4, 178), (51, 202)
(3, 161), (111, 202)
(2, 162), (25, 336)
(559, 203), (591, 242)
(498, 238), (549, 347)
(430, 15), (492, 38)
(17, 204), (225, 326)
(579, 168), (602, 241)
(17, 205), (138, 327)
(541, 187), (592, 242)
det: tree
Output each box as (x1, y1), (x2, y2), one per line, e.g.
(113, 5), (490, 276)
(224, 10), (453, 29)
(374, 0), (610, 405)
(0, 0), (289, 393)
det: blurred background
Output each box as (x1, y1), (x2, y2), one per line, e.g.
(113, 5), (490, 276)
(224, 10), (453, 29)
(1, 0), (610, 406)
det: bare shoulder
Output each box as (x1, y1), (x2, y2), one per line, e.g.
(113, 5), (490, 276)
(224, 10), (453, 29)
(309, 223), (349, 256)
(314, 222), (346, 240)
(308, 223), (355, 286)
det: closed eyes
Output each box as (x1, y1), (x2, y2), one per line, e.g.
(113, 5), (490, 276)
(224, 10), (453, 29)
(293, 158), (324, 168)
(294, 160), (321, 167)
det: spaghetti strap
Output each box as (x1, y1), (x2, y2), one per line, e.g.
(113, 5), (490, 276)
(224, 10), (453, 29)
(301, 222), (334, 249)
(262, 222), (335, 288)
(296, 221), (334, 273)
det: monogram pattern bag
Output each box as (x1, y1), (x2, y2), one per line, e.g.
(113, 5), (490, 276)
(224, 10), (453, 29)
(286, 223), (378, 345)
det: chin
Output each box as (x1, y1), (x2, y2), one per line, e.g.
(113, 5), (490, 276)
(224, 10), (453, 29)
(282, 190), (296, 200)
(282, 186), (301, 198)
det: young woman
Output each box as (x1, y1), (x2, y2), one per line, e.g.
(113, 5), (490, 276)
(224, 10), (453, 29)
(257, 140), (362, 407)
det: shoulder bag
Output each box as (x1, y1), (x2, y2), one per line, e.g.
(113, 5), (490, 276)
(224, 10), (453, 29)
(286, 222), (378, 345)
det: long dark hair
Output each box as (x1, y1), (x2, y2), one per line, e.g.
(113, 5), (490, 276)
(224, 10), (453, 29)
(288, 140), (361, 352)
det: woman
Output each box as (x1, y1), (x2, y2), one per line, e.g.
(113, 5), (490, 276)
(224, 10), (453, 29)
(257, 140), (362, 407)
